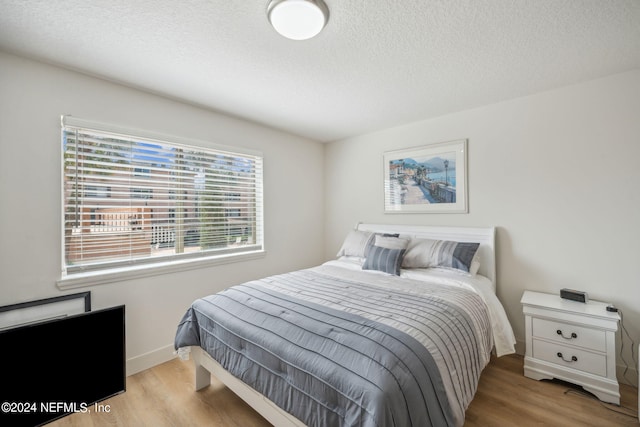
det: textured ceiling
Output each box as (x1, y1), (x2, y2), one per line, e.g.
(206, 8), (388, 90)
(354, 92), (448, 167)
(1, 0), (639, 142)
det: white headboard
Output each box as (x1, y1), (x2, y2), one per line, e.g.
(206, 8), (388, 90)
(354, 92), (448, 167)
(355, 223), (497, 287)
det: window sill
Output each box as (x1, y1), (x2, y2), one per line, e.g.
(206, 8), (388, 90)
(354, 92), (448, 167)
(56, 250), (266, 290)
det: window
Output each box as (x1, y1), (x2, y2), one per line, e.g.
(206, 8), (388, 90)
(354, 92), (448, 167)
(60, 116), (264, 282)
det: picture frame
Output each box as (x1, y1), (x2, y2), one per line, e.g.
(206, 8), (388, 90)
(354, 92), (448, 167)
(0, 292), (91, 331)
(384, 139), (468, 213)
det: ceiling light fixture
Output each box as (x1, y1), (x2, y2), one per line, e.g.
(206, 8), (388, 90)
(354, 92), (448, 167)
(267, 0), (329, 41)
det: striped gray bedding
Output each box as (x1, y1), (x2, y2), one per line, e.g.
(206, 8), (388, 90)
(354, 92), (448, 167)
(174, 265), (493, 427)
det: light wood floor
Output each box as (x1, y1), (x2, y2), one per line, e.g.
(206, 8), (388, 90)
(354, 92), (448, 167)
(51, 353), (638, 427)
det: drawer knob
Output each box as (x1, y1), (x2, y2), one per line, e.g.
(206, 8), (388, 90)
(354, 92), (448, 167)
(556, 329), (577, 339)
(557, 352), (578, 363)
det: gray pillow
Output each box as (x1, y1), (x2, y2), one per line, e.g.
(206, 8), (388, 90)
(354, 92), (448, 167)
(363, 245), (406, 276)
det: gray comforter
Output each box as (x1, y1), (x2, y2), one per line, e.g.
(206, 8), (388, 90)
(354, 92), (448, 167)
(174, 265), (493, 427)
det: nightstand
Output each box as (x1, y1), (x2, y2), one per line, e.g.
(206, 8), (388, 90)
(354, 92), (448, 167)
(521, 290), (620, 404)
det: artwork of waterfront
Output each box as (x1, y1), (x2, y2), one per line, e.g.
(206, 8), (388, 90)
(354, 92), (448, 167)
(387, 152), (457, 205)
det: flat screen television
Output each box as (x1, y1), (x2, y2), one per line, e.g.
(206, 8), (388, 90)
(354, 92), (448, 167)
(0, 305), (126, 427)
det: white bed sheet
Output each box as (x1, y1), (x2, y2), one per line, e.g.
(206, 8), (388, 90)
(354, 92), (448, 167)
(277, 262), (494, 425)
(324, 258), (516, 358)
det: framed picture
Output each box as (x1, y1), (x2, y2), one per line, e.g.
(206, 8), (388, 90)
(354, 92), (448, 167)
(0, 292), (91, 331)
(384, 139), (468, 213)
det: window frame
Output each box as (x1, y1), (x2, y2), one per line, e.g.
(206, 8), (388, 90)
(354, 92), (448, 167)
(57, 115), (265, 289)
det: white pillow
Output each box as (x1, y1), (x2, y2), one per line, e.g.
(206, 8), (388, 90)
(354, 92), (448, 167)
(402, 238), (439, 268)
(374, 235), (409, 250)
(336, 230), (374, 258)
(470, 252), (481, 275)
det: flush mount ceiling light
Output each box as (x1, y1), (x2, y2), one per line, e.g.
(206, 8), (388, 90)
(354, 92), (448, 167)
(267, 0), (329, 41)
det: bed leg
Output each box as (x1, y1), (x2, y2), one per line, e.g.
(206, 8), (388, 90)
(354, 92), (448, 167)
(194, 363), (211, 390)
(191, 348), (211, 390)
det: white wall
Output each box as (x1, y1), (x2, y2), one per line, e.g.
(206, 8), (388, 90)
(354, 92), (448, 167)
(2, 49), (637, 385)
(0, 51), (325, 374)
(324, 70), (640, 385)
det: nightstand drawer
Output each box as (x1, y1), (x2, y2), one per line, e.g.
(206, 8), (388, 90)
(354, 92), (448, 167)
(532, 339), (607, 377)
(532, 317), (606, 352)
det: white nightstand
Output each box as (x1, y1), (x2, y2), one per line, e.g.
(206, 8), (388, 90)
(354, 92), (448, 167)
(521, 290), (620, 405)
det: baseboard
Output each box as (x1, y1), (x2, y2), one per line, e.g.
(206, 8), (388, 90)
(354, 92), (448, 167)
(126, 344), (176, 376)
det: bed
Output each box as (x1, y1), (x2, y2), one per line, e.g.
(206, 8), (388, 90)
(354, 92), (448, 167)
(174, 223), (516, 427)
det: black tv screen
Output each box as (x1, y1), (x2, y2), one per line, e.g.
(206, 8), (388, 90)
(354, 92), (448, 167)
(0, 305), (125, 427)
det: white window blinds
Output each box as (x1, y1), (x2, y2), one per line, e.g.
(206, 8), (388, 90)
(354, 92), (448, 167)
(61, 116), (264, 276)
